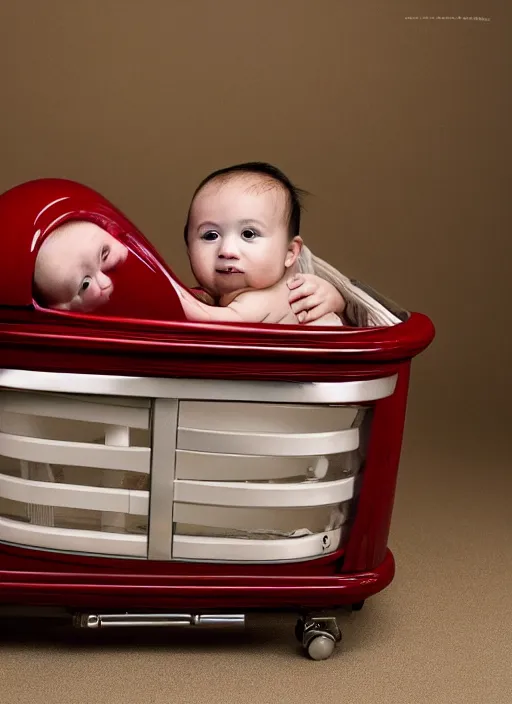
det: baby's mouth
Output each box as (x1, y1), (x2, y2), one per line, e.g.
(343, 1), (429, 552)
(216, 266), (243, 274)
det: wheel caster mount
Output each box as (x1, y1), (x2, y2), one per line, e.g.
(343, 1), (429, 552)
(296, 615), (342, 661)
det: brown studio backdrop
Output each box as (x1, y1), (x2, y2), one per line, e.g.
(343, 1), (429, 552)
(0, 0), (510, 460)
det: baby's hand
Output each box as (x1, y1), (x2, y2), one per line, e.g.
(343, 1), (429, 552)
(287, 274), (346, 324)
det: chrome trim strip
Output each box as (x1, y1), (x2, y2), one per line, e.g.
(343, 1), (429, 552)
(146, 398), (178, 561)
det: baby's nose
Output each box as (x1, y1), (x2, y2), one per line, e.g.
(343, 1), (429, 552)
(97, 271), (112, 290)
(218, 238), (240, 259)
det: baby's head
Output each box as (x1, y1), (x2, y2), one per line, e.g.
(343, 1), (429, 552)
(33, 220), (128, 313)
(183, 162), (307, 298)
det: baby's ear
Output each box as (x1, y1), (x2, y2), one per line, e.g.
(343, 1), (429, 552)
(285, 236), (303, 268)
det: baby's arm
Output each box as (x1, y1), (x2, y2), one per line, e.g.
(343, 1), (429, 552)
(287, 274), (346, 323)
(179, 287), (270, 324)
(179, 288), (244, 322)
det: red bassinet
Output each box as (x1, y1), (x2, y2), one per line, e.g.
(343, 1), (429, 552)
(0, 178), (434, 660)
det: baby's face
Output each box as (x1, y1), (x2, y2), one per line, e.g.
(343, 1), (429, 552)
(34, 221), (128, 313)
(186, 176), (301, 298)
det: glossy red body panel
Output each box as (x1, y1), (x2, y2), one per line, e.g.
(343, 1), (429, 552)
(0, 178), (434, 612)
(0, 549), (395, 610)
(343, 364), (411, 572)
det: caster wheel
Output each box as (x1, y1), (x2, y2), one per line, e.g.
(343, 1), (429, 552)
(351, 600), (365, 612)
(307, 634), (336, 661)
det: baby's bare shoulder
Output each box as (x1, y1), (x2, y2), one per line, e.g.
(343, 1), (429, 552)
(231, 287), (277, 309)
(228, 287), (283, 321)
(233, 287), (279, 302)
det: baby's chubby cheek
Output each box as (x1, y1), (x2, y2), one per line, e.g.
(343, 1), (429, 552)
(189, 253), (214, 286)
(248, 262), (286, 289)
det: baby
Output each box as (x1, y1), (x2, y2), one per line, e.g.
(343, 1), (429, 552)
(178, 162), (346, 326)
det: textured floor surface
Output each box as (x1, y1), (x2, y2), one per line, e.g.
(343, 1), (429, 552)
(1, 434), (511, 704)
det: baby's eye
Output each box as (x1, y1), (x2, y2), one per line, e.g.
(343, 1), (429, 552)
(101, 246), (110, 261)
(241, 228), (258, 240)
(202, 230), (219, 241)
(79, 276), (92, 294)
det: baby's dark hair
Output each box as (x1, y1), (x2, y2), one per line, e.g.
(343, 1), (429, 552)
(183, 161), (308, 242)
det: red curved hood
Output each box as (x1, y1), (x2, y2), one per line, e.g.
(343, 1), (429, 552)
(0, 177), (186, 321)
